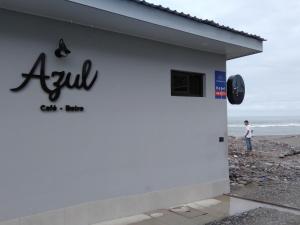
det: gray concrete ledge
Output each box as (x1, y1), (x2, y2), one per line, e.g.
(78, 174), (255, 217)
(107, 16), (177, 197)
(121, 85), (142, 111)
(0, 179), (229, 225)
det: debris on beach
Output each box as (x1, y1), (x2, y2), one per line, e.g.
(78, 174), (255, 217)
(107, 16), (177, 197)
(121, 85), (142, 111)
(206, 207), (300, 225)
(279, 147), (300, 158)
(228, 135), (300, 209)
(228, 136), (300, 187)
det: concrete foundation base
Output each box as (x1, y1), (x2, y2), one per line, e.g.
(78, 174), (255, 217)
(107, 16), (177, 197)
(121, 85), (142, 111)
(0, 179), (229, 225)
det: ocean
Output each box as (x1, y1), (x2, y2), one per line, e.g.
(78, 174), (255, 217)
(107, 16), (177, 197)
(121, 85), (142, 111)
(228, 116), (300, 136)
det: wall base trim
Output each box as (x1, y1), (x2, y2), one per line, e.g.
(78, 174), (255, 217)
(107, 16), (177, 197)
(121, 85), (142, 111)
(1, 179), (229, 225)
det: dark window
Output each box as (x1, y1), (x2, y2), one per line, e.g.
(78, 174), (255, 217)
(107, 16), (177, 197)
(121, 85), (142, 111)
(171, 70), (205, 97)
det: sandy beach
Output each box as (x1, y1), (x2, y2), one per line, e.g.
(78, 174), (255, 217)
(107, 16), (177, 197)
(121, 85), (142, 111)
(228, 135), (300, 209)
(254, 135), (300, 148)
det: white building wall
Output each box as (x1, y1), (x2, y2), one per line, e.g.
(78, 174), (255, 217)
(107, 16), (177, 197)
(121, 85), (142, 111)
(0, 9), (229, 224)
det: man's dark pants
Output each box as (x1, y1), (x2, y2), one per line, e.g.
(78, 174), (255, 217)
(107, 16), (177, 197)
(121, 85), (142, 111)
(245, 138), (252, 151)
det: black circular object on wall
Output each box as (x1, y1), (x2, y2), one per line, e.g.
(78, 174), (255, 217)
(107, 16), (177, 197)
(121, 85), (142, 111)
(227, 75), (245, 105)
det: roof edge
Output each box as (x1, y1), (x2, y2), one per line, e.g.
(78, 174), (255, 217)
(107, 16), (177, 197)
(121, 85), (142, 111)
(129, 0), (266, 42)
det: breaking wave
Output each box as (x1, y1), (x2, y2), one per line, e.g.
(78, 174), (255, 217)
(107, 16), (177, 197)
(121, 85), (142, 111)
(228, 123), (300, 128)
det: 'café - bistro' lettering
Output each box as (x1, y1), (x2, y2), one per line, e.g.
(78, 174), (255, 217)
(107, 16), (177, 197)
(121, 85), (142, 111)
(10, 53), (98, 102)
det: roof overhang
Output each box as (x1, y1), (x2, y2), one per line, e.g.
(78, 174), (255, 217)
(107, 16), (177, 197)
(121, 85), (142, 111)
(0, 0), (264, 60)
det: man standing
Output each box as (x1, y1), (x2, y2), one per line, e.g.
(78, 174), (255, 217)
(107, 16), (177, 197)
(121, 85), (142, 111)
(244, 120), (253, 154)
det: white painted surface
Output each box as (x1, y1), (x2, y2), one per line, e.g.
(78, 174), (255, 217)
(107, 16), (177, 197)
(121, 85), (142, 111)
(0, 10), (229, 222)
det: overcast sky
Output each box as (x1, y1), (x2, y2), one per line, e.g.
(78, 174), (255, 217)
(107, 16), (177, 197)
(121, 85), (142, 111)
(148, 0), (300, 117)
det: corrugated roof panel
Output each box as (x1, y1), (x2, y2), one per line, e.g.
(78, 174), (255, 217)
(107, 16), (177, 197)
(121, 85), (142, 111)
(129, 0), (265, 41)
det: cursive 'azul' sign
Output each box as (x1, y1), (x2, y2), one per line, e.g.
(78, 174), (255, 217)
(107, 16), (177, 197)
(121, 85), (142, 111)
(10, 53), (98, 102)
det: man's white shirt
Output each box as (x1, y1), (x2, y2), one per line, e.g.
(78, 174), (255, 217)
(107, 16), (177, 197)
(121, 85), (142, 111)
(245, 125), (252, 138)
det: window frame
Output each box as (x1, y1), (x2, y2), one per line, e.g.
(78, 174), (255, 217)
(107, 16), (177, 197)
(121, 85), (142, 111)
(171, 70), (206, 97)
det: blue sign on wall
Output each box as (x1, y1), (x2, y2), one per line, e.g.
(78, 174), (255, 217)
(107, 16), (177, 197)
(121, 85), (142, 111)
(215, 71), (226, 99)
